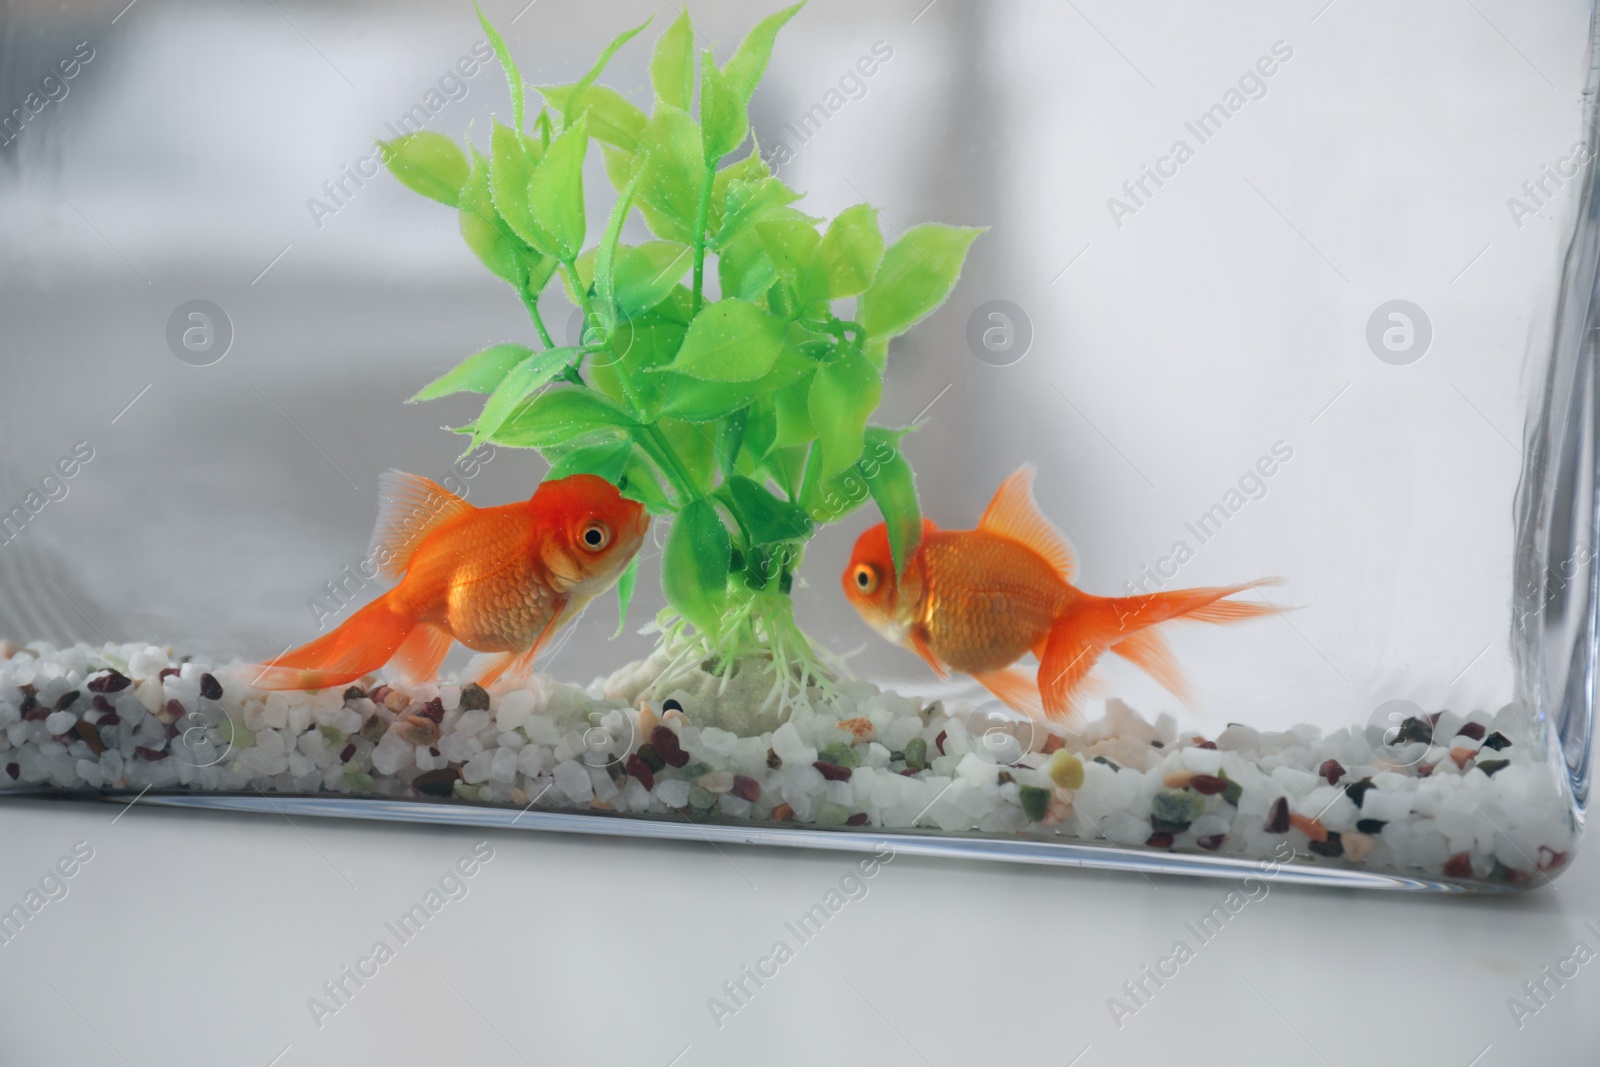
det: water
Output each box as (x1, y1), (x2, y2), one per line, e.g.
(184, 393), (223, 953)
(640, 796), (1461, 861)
(1, 0), (1595, 890)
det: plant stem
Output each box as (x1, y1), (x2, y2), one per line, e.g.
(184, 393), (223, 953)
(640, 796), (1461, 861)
(519, 285), (557, 349)
(689, 165), (716, 314)
(639, 425), (703, 508)
(560, 260), (598, 332)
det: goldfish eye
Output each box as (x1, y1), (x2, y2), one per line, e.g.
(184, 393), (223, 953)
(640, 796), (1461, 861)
(853, 564), (879, 594)
(580, 521), (611, 551)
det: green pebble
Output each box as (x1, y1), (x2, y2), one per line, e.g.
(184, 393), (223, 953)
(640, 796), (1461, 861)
(1218, 770), (1243, 806)
(317, 724), (344, 747)
(688, 784), (717, 810)
(815, 801), (851, 826)
(904, 737), (928, 771)
(341, 767), (376, 793)
(1152, 790), (1204, 825)
(452, 782), (481, 801)
(680, 760), (712, 780)
(1019, 785), (1051, 822)
(222, 719), (256, 749)
(819, 740), (861, 768)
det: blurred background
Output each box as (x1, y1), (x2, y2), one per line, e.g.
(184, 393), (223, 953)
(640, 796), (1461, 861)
(0, 0), (1594, 733)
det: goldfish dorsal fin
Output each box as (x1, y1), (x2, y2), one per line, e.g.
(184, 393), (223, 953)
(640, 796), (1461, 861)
(978, 465), (1076, 581)
(368, 470), (474, 582)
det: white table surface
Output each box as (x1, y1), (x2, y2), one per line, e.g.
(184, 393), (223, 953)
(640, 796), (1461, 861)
(1, 792), (1595, 1066)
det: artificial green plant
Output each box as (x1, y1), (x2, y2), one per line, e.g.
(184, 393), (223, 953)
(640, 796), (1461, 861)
(383, 2), (980, 707)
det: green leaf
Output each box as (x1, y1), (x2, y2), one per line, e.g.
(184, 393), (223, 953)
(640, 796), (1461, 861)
(764, 444), (807, 499)
(650, 8), (695, 111)
(619, 452), (671, 512)
(772, 375), (815, 448)
(472, 347), (582, 448)
(858, 427), (921, 576)
(594, 166), (646, 334)
(525, 116), (589, 261)
(663, 298), (786, 382)
(381, 132), (469, 207)
(489, 385), (639, 448)
(857, 223), (984, 340)
(613, 242), (692, 319)
(476, 1), (525, 131)
(657, 419), (716, 489)
(459, 145), (554, 290)
(755, 218), (820, 282)
(489, 120), (543, 249)
(613, 554), (640, 638)
(569, 16), (653, 120)
(710, 148), (774, 232)
(806, 203), (883, 300)
(720, 475), (813, 545)
(723, 1), (805, 102)
(410, 342), (533, 402)
(662, 498), (730, 635)
(539, 84), (647, 152)
(808, 348), (881, 479)
(800, 450), (873, 525)
(700, 53), (749, 163)
(633, 103), (704, 243)
(545, 437), (634, 483)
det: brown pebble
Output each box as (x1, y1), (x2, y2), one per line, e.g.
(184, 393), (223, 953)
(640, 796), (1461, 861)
(395, 716), (440, 746)
(1265, 797), (1290, 834)
(458, 683), (490, 711)
(53, 690), (80, 712)
(383, 689), (410, 713)
(1197, 834), (1226, 851)
(73, 720), (106, 755)
(4, 763), (18, 780)
(766, 748), (782, 769)
(770, 802), (794, 821)
(159, 667), (182, 683)
(1146, 832), (1174, 848)
(1455, 722), (1486, 741)
(368, 685), (392, 706)
(650, 725), (689, 768)
(23, 705), (50, 722)
(1162, 770), (1195, 789)
(199, 673), (223, 700)
(1538, 847), (1568, 872)
(411, 768), (459, 797)
(731, 775), (761, 802)
(1192, 737), (1218, 750)
(1190, 774), (1227, 796)
(87, 670), (131, 693)
(1319, 759), (1346, 785)
(845, 812), (869, 826)
(1041, 734), (1065, 755)
(1416, 762), (1434, 778)
(625, 753), (654, 791)
(164, 699), (186, 723)
(1449, 747), (1475, 769)
(339, 743), (356, 763)
(813, 760), (852, 782)
(934, 730), (947, 754)
(421, 697), (445, 723)
(1443, 852), (1473, 879)
(135, 746), (167, 761)
(97, 711), (121, 726)
(92, 695), (113, 714)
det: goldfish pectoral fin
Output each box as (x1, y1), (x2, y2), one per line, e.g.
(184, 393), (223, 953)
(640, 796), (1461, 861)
(1038, 618), (1102, 723)
(247, 594), (413, 691)
(368, 470), (475, 583)
(389, 624), (453, 687)
(972, 667), (1045, 719)
(1109, 629), (1194, 707)
(467, 605), (567, 689)
(907, 628), (952, 682)
(977, 464), (1077, 582)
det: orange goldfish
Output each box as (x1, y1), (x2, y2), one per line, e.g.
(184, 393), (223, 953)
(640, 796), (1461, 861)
(841, 466), (1279, 723)
(247, 471), (648, 691)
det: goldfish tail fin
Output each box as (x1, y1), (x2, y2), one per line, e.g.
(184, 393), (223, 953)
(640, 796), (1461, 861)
(388, 624), (453, 687)
(972, 667), (1045, 720)
(369, 470), (474, 583)
(247, 593), (415, 691)
(1038, 613), (1102, 725)
(1109, 628), (1193, 706)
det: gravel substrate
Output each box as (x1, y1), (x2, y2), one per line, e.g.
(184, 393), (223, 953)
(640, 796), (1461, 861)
(0, 640), (1577, 886)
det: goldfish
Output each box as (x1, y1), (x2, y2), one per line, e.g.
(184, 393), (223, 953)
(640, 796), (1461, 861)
(246, 471), (648, 691)
(841, 465), (1280, 723)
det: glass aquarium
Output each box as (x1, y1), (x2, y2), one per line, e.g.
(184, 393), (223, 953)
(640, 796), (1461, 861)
(2, 0), (1596, 892)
